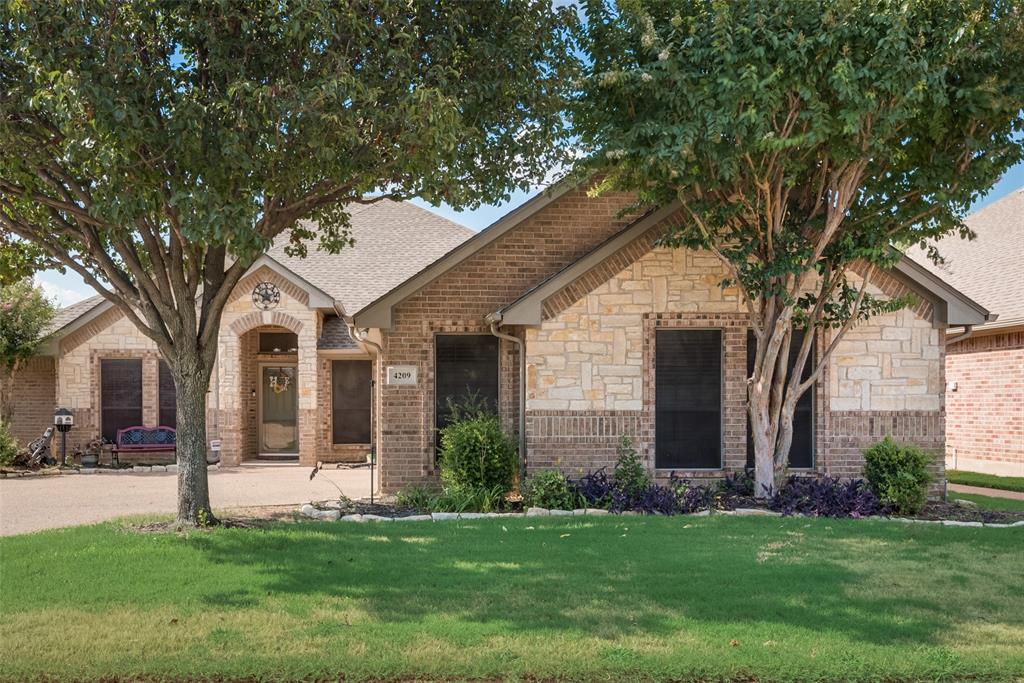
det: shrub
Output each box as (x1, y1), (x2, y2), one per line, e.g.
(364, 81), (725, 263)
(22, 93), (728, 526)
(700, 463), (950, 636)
(769, 475), (883, 518)
(522, 470), (578, 510)
(862, 436), (932, 515)
(613, 435), (650, 497)
(438, 400), (517, 494)
(0, 420), (17, 467)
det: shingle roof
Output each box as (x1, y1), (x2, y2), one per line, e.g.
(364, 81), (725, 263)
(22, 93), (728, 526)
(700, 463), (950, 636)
(267, 199), (474, 313)
(44, 294), (106, 336)
(47, 199), (473, 336)
(317, 314), (359, 350)
(907, 187), (1024, 330)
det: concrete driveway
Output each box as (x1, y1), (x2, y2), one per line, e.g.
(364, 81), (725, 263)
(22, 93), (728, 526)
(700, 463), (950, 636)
(0, 464), (372, 536)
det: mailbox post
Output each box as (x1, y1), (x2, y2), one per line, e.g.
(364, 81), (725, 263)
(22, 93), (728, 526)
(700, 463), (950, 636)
(53, 408), (74, 467)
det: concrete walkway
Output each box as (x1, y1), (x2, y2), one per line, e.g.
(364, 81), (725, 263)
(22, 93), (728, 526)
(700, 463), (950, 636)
(0, 464), (372, 536)
(949, 483), (1024, 501)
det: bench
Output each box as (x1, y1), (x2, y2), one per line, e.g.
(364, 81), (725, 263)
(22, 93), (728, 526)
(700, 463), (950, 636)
(112, 426), (176, 466)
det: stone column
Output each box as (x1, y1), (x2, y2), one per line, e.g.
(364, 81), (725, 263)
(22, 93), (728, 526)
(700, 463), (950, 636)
(217, 332), (243, 466)
(296, 315), (319, 466)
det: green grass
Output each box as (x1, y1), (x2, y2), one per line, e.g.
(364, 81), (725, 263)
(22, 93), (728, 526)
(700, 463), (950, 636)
(1, 517), (1023, 683)
(947, 469), (1024, 493)
(950, 492), (1024, 512)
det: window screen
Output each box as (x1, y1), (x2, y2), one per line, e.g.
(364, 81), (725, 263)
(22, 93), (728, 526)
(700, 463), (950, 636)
(158, 360), (177, 428)
(435, 335), (499, 450)
(259, 331), (298, 353)
(101, 359), (143, 442)
(655, 329), (722, 469)
(332, 360), (372, 444)
(746, 329), (815, 469)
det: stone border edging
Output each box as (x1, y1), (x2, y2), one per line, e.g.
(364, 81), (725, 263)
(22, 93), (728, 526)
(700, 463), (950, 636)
(1, 464), (219, 478)
(299, 504), (1024, 528)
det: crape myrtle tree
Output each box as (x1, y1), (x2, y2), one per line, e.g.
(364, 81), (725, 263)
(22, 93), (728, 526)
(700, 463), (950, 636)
(573, 0), (1024, 495)
(0, 0), (577, 525)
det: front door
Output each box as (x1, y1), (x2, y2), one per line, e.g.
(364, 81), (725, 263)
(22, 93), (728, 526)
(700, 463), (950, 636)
(259, 364), (298, 458)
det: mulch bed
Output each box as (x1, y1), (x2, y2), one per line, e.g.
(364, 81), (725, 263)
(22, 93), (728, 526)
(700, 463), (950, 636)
(913, 500), (1024, 523)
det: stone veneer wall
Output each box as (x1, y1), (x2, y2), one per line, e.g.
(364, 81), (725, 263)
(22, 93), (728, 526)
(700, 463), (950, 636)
(944, 330), (1024, 476)
(524, 245), (945, 481)
(55, 307), (165, 454)
(217, 266), (320, 466)
(6, 356), (56, 447)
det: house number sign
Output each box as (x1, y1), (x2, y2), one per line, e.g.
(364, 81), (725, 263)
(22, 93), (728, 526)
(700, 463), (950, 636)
(386, 365), (417, 386)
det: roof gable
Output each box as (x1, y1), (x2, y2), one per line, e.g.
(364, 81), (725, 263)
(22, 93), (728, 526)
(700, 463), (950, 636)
(352, 181), (578, 328)
(490, 201), (991, 328)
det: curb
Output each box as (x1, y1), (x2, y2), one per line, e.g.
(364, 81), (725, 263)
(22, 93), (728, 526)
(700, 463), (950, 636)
(1, 464), (219, 478)
(299, 504), (1024, 528)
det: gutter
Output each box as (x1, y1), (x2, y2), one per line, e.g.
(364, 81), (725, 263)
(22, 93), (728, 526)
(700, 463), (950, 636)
(486, 314), (527, 488)
(337, 303), (383, 356)
(946, 325), (974, 346)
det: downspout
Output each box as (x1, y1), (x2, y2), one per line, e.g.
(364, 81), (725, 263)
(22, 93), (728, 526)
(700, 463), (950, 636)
(946, 325), (974, 346)
(941, 324), (974, 500)
(487, 317), (527, 488)
(339, 304), (384, 491)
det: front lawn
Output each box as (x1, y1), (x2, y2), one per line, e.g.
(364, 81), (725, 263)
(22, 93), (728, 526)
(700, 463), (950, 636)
(950, 492), (1024, 512)
(947, 470), (1024, 493)
(1, 517), (1022, 683)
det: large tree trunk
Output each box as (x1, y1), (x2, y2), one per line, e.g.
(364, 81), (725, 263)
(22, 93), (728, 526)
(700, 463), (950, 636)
(172, 350), (216, 527)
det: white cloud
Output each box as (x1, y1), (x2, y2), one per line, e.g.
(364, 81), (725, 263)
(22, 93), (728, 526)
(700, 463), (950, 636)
(33, 273), (91, 308)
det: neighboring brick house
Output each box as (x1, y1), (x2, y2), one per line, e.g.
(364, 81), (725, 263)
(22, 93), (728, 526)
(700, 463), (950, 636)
(7, 200), (473, 465)
(352, 182), (991, 492)
(908, 187), (1024, 477)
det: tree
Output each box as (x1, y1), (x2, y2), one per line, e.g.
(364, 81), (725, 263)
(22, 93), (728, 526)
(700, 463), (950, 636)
(0, 279), (56, 425)
(0, 0), (577, 524)
(573, 0), (1024, 495)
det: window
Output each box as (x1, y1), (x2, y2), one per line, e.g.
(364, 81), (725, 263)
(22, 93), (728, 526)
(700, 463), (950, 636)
(655, 329), (722, 469)
(434, 334), (499, 450)
(332, 360), (372, 444)
(745, 329), (815, 469)
(100, 359), (143, 443)
(259, 331), (298, 353)
(158, 360), (177, 428)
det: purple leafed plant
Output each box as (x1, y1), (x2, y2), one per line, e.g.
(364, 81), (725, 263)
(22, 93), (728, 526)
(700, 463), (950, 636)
(768, 475), (885, 518)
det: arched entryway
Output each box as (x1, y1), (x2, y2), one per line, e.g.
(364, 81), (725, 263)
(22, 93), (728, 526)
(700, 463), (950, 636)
(217, 310), (318, 465)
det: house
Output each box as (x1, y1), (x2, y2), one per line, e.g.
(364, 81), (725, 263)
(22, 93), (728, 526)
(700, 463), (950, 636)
(349, 182), (988, 492)
(908, 187), (1024, 477)
(7, 200), (473, 464)
(9, 182), (991, 492)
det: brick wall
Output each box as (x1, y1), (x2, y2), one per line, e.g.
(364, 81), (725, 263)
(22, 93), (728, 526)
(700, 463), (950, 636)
(944, 330), (1024, 476)
(376, 185), (640, 491)
(6, 356), (56, 447)
(317, 354), (376, 463)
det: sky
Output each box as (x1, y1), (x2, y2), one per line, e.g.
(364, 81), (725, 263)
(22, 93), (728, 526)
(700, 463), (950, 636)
(32, 161), (1024, 308)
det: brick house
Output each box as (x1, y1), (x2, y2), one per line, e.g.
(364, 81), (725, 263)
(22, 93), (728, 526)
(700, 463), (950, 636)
(351, 182), (990, 492)
(9, 182), (991, 491)
(7, 200), (472, 465)
(909, 187), (1024, 477)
